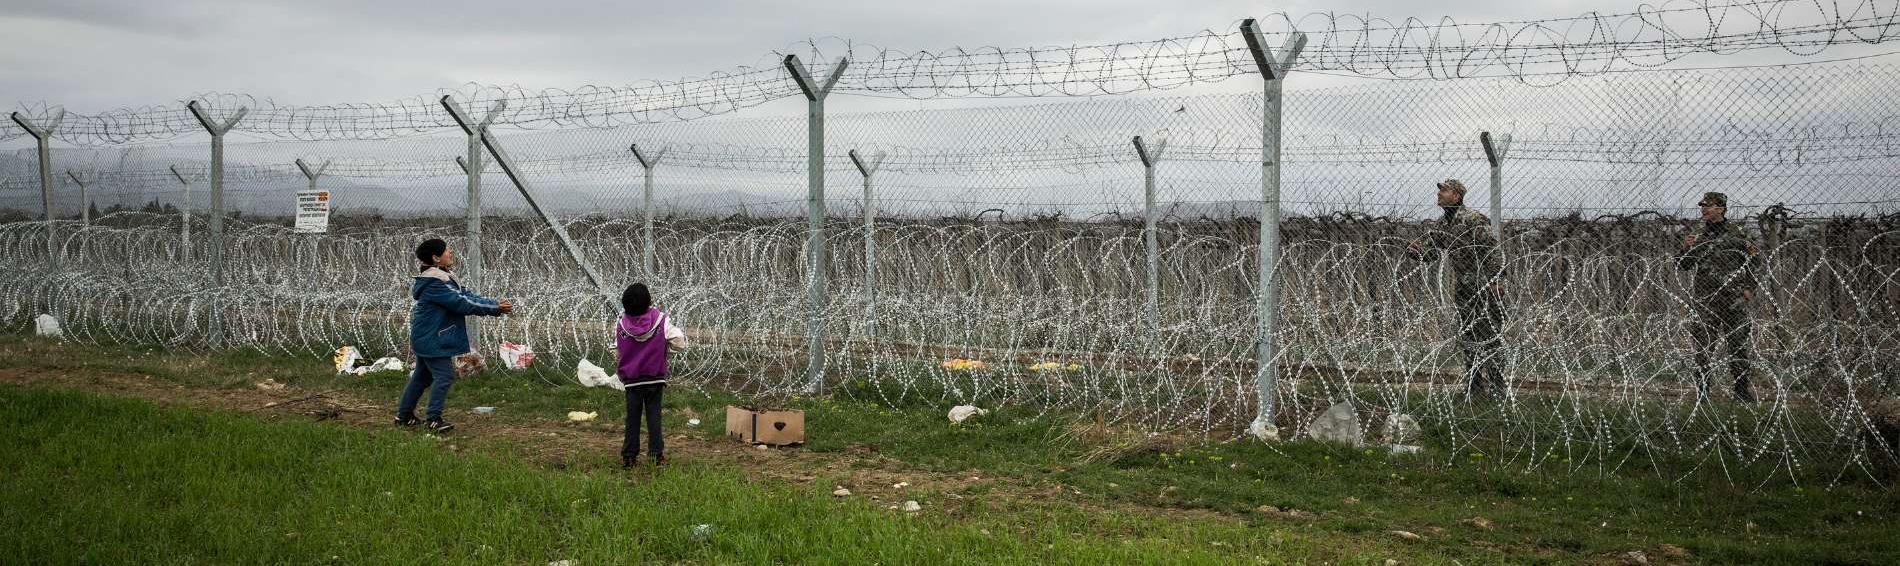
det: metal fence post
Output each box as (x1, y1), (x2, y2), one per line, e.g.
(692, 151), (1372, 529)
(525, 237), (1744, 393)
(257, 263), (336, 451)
(65, 170), (92, 227)
(631, 144), (667, 279)
(1133, 135), (1168, 338)
(785, 54), (850, 394)
(186, 100), (248, 346)
(1480, 131), (1512, 242)
(456, 101), (505, 296)
(169, 165), (198, 262)
(451, 101), (506, 353)
(1241, 18), (1307, 436)
(11, 110), (64, 271)
(849, 148), (886, 339)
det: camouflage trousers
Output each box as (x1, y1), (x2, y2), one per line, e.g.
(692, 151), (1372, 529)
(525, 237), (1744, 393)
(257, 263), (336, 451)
(1454, 292), (1507, 397)
(1690, 297), (1753, 391)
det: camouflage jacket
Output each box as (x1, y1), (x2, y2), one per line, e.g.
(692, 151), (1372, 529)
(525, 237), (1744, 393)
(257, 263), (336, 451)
(1411, 207), (1504, 299)
(1675, 221), (1759, 300)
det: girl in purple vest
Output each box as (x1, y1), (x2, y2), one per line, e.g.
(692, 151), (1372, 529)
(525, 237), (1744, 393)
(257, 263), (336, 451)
(617, 283), (684, 468)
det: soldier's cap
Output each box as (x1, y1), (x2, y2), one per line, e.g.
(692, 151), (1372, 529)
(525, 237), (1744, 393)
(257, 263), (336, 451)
(1697, 192), (1727, 207)
(1436, 179), (1467, 196)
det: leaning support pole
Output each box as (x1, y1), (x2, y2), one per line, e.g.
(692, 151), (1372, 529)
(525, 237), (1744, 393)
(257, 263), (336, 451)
(442, 95), (611, 304)
(186, 101), (248, 346)
(11, 110), (64, 270)
(65, 170), (92, 227)
(784, 54), (850, 393)
(631, 144), (667, 279)
(1480, 131), (1513, 243)
(1133, 135), (1168, 338)
(848, 148), (887, 339)
(1241, 18), (1307, 436)
(170, 165), (197, 262)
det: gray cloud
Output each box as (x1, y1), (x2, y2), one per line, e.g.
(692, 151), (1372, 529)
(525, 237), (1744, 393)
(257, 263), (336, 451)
(2, 0), (218, 37)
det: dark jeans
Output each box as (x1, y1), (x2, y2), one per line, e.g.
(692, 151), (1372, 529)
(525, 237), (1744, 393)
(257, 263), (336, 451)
(397, 356), (456, 421)
(623, 383), (665, 458)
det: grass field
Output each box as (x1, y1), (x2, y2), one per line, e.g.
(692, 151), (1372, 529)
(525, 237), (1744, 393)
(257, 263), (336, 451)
(2, 336), (1897, 564)
(4, 386), (1366, 564)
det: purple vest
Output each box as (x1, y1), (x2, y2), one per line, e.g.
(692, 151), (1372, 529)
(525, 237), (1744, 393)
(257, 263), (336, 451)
(615, 309), (669, 383)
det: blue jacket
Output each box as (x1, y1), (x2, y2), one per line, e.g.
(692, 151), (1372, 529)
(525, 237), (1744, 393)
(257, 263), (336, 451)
(409, 267), (503, 358)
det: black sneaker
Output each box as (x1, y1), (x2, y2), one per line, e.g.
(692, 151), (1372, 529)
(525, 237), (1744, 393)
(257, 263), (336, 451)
(622, 455), (638, 469)
(426, 419), (455, 433)
(394, 415), (420, 427)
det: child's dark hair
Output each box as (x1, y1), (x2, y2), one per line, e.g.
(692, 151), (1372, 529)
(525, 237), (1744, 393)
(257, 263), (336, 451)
(622, 283), (652, 315)
(415, 238), (448, 267)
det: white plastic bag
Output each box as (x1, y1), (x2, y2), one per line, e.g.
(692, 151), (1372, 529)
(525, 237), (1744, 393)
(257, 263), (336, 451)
(332, 346), (363, 375)
(369, 357), (405, 373)
(576, 359), (624, 391)
(34, 314), (61, 338)
(350, 357), (403, 376)
(948, 405), (989, 424)
(452, 352), (486, 378)
(499, 341), (536, 370)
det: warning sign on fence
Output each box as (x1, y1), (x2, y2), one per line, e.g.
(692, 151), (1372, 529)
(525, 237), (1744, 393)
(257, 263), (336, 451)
(295, 190), (330, 233)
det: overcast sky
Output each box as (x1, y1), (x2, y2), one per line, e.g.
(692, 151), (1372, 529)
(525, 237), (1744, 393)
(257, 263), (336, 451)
(3, 0), (1895, 219)
(6, 0), (1878, 112)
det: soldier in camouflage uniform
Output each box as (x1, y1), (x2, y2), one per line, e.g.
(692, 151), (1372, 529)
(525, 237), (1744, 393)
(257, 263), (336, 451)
(1676, 191), (1759, 402)
(1409, 179), (1507, 397)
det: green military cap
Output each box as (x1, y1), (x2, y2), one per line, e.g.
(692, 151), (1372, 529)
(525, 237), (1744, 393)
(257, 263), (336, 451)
(1437, 179), (1467, 197)
(1697, 192), (1727, 207)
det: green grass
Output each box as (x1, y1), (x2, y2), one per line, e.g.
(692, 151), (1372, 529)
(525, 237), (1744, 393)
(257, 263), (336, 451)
(763, 394), (1900, 564)
(0, 384), (1412, 565)
(3, 336), (1899, 564)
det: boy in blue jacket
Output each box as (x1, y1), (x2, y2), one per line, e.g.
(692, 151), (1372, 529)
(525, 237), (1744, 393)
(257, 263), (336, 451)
(396, 238), (513, 433)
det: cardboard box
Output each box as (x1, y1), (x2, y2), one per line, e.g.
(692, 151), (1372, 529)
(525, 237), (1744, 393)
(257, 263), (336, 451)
(726, 406), (805, 446)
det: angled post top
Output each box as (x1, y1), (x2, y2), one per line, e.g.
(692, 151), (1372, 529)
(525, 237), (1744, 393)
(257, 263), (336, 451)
(784, 54), (851, 101)
(1240, 19), (1306, 81)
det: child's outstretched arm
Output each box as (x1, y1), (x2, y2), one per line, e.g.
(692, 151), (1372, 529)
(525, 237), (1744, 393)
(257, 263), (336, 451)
(663, 314), (688, 352)
(420, 280), (502, 316)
